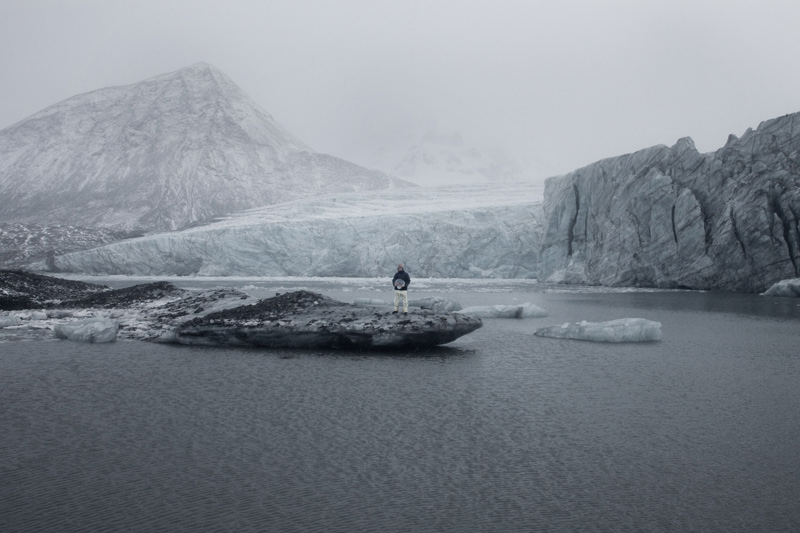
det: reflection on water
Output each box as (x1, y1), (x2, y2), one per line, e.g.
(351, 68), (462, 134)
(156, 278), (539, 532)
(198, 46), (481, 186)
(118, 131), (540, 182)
(1, 282), (799, 532)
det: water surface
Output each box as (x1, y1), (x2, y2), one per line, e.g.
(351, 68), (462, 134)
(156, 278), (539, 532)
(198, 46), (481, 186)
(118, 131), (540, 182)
(1, 280), (798, 531)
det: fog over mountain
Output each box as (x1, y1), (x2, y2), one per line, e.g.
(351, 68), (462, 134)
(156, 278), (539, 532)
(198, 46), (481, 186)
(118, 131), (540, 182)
(0, 63), (411, 232)
(352, 129), (526, 188)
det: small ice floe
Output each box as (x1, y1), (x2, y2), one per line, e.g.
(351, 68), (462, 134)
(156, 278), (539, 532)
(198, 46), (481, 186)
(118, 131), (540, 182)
(409, 297), (462, 312)
(0, 315), (22, 328)
(353, 298), (388, 307)
(457, 303), (548, 319)
(534, 318), (661, 342)
(762, 278), (800, 297)
(54, 318), (119, 343)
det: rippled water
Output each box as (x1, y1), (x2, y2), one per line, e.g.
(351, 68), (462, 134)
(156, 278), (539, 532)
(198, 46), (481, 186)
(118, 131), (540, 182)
(1, 280), (799, 532)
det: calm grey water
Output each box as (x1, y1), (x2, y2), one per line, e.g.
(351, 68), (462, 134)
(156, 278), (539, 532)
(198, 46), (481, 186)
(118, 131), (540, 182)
(1, 279), (799, 532)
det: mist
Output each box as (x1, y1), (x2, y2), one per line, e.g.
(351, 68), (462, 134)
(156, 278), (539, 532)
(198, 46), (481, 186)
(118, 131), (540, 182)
(2, 0), (800, 180)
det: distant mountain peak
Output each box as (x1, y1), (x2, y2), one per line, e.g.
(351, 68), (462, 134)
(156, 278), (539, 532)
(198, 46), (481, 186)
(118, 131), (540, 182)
(360, 128), (524, 187)
(0, 64), (412, 231)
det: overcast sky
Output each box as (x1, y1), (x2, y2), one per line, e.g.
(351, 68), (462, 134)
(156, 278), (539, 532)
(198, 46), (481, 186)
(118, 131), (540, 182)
(2, 0), (799, 179)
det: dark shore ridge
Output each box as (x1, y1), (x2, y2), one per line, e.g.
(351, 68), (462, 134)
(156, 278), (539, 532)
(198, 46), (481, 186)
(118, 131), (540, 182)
(174, 290), (483, 348)
(0, 269), (108, 310)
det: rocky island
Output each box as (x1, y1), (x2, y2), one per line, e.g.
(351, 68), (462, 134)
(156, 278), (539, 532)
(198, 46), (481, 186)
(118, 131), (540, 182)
(172, 290), (482, 348)
(0, 270), (482, 348)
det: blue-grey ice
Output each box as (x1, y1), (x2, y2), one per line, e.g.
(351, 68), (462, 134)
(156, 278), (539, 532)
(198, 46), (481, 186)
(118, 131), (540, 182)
(458, 303), (547, 318)
(408, 297), (463, 312)
(54, 317), (118, 343)
(0, 315), (22, 328)
(762, 278), (800, 297)
(534, 318), (662, 342)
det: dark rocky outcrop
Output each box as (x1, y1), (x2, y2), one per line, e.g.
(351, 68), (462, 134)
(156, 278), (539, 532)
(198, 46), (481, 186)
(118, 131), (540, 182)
(60, 281), (185, 308)
(0, 269), (107, 309)
(174, 290), (483, 348)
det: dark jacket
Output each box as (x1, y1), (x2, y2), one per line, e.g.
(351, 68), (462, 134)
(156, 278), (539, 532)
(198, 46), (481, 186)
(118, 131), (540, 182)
(392, 270), (411, 291)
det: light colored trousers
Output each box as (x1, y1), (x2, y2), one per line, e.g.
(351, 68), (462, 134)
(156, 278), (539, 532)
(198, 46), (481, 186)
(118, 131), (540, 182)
(394, 290), (408, 312)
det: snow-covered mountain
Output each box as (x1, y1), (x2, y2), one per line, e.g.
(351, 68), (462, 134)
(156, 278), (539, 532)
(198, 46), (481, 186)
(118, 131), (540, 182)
(41, 182), (545, 278)
(356, 129), (526, 187)
(0, 63), (412, 232)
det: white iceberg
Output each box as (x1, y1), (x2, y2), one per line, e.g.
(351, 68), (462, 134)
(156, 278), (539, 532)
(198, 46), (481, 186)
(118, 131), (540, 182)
(0, 315), (22, 328)
(534, 318), (662, 342)
(54, 318), (119, 343)
(408, 297), (463, 312)
(457, 303), (547, 318)
(762, 278), (800, 297)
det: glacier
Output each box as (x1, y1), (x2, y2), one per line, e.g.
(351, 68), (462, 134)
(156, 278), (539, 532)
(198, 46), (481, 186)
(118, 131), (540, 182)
(534, 318), (662, 343)
(44, 181), (545, 278)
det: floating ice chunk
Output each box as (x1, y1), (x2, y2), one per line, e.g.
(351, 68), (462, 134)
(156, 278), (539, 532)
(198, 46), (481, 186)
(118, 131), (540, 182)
(0, 315), (22, 328)
(762, 278), (800, 297)
(353, 298), (388, 306)
(47, 310), (74, 318)
(409, 297), (462, 312)
(534, 318), (661, 342)
(30, 311), (49, 320)
(54, 318), (119, 343)
(458, 302), (547, 318)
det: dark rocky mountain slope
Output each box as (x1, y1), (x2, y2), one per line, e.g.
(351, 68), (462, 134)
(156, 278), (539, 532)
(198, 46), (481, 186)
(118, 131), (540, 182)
(539, 113), (800, 292)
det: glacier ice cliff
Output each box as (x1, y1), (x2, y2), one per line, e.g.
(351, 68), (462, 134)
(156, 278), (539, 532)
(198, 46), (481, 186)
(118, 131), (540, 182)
(45, 183), (544, 279)
(538, 113), (800, 292)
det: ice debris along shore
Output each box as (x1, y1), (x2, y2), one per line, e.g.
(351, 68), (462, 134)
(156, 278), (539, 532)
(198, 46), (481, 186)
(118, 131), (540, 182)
(54, 317), (119, 343)
(171, 290), (483, 348)
(534, 318), (662, 343)
(762, 278), (800, 297)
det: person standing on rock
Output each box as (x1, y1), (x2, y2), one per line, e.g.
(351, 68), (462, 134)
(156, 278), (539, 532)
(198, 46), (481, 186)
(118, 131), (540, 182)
(392, 263), (411, 314)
